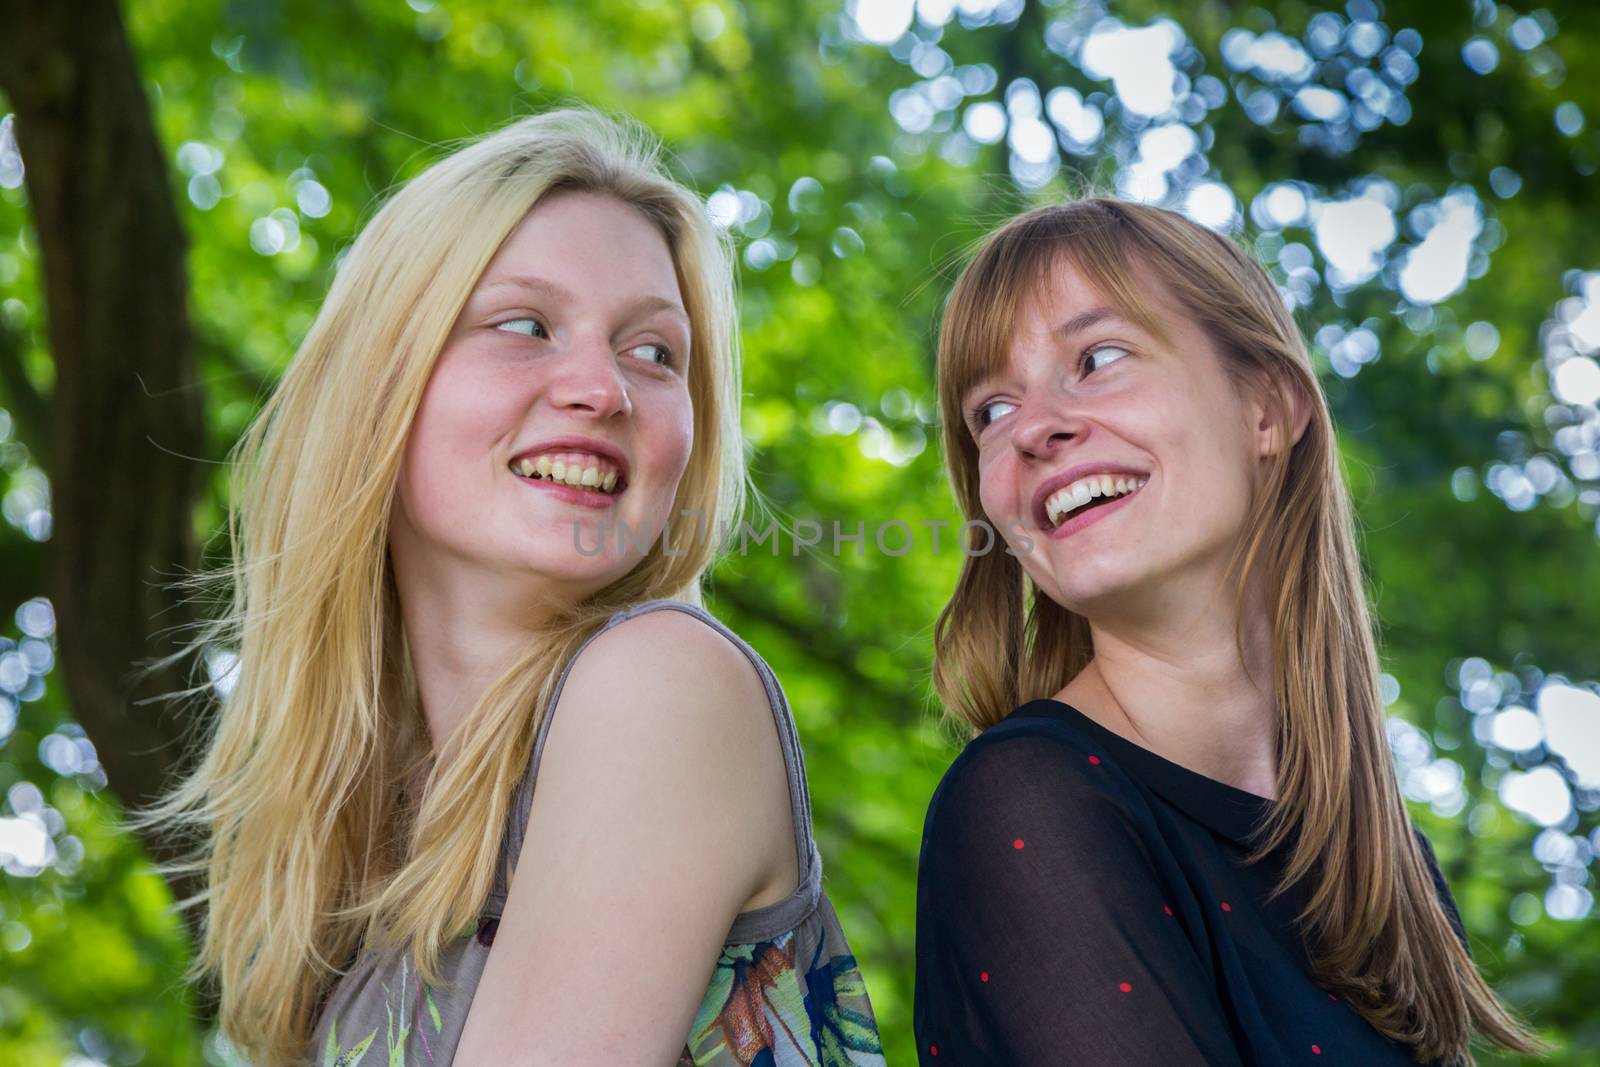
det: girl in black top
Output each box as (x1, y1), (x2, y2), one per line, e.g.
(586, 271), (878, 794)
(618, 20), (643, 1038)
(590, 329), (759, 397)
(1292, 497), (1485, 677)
(915, 199), (1543, 1065)
(916, 699), (1467, 1064)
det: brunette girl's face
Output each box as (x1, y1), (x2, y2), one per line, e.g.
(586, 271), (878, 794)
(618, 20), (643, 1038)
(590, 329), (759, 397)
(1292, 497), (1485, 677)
(389, 190), (695, 604)
(961, 257), (1287, 623)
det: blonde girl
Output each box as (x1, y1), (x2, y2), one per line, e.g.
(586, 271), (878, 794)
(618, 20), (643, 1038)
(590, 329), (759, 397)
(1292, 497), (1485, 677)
(148, 109), (882, 1066)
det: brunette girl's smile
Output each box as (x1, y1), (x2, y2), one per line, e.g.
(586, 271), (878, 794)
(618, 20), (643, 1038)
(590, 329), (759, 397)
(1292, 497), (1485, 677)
(1035, 467), (1151, 530)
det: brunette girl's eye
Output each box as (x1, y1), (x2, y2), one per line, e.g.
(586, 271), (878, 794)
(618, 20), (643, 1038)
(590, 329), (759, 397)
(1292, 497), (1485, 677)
(1083, 344), (1129, 375)
(971, 399), (1017, 433)
(495, 317), (547, 338)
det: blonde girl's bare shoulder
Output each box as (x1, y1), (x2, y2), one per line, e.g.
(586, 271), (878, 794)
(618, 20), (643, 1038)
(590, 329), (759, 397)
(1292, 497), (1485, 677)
(560, 606), (773, 735)
(529, 605), (796, 902)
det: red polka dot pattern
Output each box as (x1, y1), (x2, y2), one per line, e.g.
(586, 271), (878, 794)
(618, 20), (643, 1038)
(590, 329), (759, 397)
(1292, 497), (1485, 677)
(1163, 905), (1173, 916)
(1088, 755), (1101, 765)
(1221, 901), (1233, 912)
(1312, 1045), (1322, 1055)
(929, 1046), (938, 1057)
(1118, 981), (1133, 993)
(1013, 838), (1025, 850)
(980, 971), (989, 982)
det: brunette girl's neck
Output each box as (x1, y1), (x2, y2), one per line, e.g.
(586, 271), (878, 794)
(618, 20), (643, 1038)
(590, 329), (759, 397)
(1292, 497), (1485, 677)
(1055, 582), (1279, 800)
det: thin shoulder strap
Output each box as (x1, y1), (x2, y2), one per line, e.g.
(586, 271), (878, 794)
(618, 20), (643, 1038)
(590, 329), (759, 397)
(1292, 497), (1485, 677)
(484, 600), (822, 931)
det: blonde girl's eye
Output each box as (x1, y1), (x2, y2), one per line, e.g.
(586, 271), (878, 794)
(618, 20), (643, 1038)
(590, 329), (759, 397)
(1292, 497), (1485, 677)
(1083, 344), (1129, 375)
(971, 399), (1018, 433)
(626, 341), (674, 366)
(494, 317), (547, 338)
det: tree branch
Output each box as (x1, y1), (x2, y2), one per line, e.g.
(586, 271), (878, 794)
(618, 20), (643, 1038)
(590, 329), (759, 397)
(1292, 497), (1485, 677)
(0, 0), (210, 958)
(0, 316), (50, 467)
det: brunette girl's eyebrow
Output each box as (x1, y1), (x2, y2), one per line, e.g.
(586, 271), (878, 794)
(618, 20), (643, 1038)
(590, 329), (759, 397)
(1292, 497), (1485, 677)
(1057, 306), (1128, 339)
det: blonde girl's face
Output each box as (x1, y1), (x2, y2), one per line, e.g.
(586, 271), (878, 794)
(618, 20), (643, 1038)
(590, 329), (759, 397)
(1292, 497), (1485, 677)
(389, 190), (696, 604)
(961, 258), (1275, 623)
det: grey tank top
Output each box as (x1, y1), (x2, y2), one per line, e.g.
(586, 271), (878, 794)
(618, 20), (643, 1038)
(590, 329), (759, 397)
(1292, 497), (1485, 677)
(309, 599), (884, 1066)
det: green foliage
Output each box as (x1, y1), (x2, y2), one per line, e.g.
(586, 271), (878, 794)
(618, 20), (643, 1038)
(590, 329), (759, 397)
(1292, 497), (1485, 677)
(2, 0), (1598, 1062)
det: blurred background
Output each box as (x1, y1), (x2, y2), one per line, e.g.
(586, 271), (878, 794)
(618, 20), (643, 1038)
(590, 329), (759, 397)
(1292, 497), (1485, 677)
(1, 0), (1597, 1062)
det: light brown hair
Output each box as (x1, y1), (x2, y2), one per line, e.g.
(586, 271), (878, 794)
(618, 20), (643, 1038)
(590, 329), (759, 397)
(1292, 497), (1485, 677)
(932, 198), (1542, 1063)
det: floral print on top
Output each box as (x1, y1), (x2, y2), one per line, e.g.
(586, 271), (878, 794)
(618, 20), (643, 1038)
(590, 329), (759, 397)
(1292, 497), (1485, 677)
(320, 908), (882, 1067)
(681, 908), (882, 1065)
(311, 601), (884, 1066)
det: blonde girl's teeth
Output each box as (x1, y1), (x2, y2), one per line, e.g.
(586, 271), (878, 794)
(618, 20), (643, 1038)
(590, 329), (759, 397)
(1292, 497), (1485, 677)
(551, 460), (567, 480)
(580, 467), (600, 487)
(517, 458), (535, 477)
(601, 471), (617, 491)
(535, 455), (553, 476)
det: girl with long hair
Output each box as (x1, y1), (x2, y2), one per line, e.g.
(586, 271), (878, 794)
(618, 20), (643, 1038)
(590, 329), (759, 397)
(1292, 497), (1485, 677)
(914, 199), (1542, 1064)
(143, 109), (882, 1066)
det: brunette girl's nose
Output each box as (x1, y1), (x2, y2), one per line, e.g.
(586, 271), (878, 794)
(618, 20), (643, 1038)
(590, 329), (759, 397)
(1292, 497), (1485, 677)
(1012, 403), (1082, 459)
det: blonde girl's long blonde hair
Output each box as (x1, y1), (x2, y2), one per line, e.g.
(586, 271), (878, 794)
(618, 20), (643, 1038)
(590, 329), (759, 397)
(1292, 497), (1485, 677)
(932, 199), (1542, 1063)
(136, 108), (744, 1067)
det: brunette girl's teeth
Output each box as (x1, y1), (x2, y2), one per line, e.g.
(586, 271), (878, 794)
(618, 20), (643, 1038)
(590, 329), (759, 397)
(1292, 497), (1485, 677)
(1044, 474), (1148, 527)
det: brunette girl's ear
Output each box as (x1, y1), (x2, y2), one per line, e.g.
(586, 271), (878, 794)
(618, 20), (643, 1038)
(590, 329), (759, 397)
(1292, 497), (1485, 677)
(1252, 370), (1313, 459)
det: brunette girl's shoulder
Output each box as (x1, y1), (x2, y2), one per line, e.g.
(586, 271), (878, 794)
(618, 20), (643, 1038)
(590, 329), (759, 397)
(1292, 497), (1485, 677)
(925, 701), (1148, 850)
(943, 697), (1132, 786)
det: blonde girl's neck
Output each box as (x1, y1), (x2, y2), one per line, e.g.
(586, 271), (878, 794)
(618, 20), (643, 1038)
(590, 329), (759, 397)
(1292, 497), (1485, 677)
(389, 565), (559, 756)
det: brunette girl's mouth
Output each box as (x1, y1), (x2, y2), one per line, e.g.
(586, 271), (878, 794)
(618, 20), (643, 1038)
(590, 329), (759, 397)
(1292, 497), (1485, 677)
(1043, 473), (1147, 529)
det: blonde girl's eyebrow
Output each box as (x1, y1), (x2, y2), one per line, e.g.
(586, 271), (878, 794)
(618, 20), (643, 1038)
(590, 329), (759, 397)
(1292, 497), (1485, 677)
(475, 273), (689, 324)
(473, 274), (576, 306)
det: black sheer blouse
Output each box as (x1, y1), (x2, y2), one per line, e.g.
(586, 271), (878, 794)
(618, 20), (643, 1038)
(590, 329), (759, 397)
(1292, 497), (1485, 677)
(914, 699), (1468, 1066)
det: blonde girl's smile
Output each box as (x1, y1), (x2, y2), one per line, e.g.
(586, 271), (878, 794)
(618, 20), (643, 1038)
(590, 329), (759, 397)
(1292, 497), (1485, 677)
(508, 436), (630, 507)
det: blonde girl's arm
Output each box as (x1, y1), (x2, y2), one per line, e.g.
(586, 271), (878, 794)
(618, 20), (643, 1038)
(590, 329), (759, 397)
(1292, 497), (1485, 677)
(454, 608), (797, 1065)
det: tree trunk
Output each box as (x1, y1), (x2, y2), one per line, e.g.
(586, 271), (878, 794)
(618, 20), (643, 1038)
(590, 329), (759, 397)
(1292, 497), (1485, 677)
(0, 0), (210, 952)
